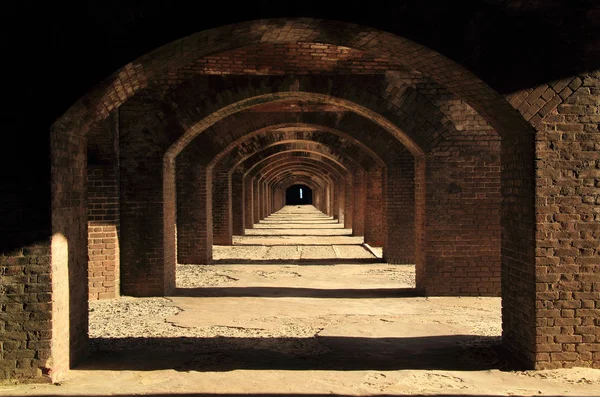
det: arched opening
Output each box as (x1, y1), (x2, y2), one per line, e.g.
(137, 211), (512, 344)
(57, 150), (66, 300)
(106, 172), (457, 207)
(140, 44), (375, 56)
(50, 20), (522, 381)
(285, 184), (313, 205)
(30, 15), (596, 388)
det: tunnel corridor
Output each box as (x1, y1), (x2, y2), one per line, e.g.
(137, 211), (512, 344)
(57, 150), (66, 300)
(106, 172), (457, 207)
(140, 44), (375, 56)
(2, 4), (600, 385)
(212, 205), (379, 264)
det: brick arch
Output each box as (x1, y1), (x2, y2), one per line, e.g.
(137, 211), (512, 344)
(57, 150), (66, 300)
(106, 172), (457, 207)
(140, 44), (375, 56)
(153, 72), (458, 156)
(48, 17), (545, 380)
(260, 159), (347, 183)
(247, 152), (361, 229)
(176, 142), (357, 264)
(279, 178), (323, 193)
(271, 169), (330, 187)
(218, 132), (371, 173)
(268, 169), (332, 196)
(238, 141), (361, 175)
(246, 154), (349, 208)
(207, 127), (366, 243)
(244, 149), (351, 219)
(244, 154), (350, 197)
(237, 147), (358, 223)
(239, 150), (355, 228)
(262, 163), (343, 202)
(163, 90), (424, 158)
(52, 17), (529, 141)
(208, 122), (385, 172)
(246, 151), (353, 176)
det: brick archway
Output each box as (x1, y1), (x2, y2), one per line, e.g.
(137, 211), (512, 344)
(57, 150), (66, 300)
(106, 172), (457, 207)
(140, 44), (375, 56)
(42, 17), (591, 385)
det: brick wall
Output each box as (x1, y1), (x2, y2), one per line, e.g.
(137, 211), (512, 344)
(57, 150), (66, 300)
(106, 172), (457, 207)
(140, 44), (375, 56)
(533, 73), (600, 369)
(176, 152), (212, 264)
(244, 177), (254, 229)
(364, 168), (385, 246)
(352, 170), (366, 236)
(344, 175), (354, 229)
(0, 244), (52, 383)
(86, 112), (120, 301)
(119, 108), (171, 296)
(421, 113), (502, 296)
(253, 179), (260, 224)
(87, 167), (119, 300)
(384, 157), (415, 264)
(212, 168), (232, 245)
(231, 170), (245, 235)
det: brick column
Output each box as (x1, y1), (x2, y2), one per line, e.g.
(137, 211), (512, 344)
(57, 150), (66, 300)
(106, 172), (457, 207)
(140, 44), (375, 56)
(212, 167), (232, 245)
(421, 139), (501, 296)
(253, 178), (260, 224)
(352, 170), (365, 236)
(267, 183), (272, 216)
(176, 153), (212, 265)
(244, 177), (254, 229)
(337, 178), (345, 226)
(231, 170), (245, 235)
(332, 182), (340, 220)
(529, 75), (600, 369)
(326, 185), (332, 216)
(262, 181), (268, 219)
(344, 174), (353, 229)
(120, 119), (173, 296)
(364, 168), (385, 246)
(384, 158), (415, 264)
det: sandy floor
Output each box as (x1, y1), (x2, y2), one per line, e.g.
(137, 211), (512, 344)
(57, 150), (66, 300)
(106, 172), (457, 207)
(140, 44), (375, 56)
(3, 205), (600, 396)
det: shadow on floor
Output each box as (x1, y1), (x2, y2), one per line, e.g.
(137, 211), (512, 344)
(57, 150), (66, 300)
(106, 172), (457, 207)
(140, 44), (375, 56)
(211, 258), (383, 265)
(84, 335), (509, 372)
(174, 287), (419, 298)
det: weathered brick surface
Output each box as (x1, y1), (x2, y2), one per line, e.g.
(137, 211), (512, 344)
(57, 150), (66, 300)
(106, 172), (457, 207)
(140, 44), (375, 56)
(533, 73), (600, 369)
(50, 126), (89, 381)
(87, 167), (120, 300)
(0, 245), (52, 383)
(421, 101), (502, 296)
(176, 151), (212, 265)
(352, 170), (366, 237)
(384, 157), (415, 264)
(231, 170), (245, 235)
(344, 175), (354, 229)
(364, 169), (385, 247)
(119, 108), (170, 296)
(212, 168), (232, 245)
(244, 177), (254, 229)
(86, 112), (120, 301)
(253, 179), (260, 223)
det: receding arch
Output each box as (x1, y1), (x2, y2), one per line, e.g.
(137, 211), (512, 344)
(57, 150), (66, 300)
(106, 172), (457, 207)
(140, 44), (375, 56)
(208, 122), (386, 170)
(46, 18), (544, 381)
(165, 92), (425, 159)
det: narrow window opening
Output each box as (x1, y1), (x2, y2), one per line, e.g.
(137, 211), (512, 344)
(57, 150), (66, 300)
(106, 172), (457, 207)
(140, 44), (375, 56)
(299, 188), (303, 199)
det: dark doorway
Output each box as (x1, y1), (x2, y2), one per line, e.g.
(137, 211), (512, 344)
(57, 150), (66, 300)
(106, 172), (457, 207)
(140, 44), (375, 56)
(286, 184), (313, 205)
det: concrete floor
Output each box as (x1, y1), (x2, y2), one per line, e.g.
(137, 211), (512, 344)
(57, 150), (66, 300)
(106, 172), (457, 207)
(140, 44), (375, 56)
(214, 206), (378, 263)
(3, 206), (600, 396)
